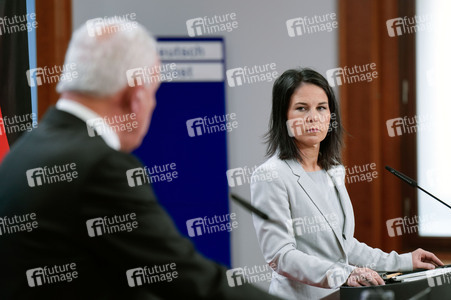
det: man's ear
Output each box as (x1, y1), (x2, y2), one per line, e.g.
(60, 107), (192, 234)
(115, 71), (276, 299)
(121, 86), (143, 114)
(131, 87), (144, 114)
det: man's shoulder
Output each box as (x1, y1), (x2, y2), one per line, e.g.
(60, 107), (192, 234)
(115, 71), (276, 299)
(0, 108), (142, 181)
(14, 108), (106, 149)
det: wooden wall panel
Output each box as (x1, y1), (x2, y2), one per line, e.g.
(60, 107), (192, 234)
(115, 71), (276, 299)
(378, 0), (404, 253)
(35, 0), (72, 119)
(339, 0), (403, 253)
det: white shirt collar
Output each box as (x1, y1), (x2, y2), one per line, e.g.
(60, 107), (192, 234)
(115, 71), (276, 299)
(55, 98), (121, 151)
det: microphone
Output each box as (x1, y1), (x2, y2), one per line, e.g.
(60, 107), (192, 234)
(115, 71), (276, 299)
(385, 166), (451, 211)
(385, 165), (417, 187)
(230, 193), (270, 220)
(230, 194), (286, 230)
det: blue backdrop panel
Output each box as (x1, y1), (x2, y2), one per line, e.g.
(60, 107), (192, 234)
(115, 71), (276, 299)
(133, 37), (231, 267)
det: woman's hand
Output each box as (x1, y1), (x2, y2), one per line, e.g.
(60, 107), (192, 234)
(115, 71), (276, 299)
(346, 268), (385, 287)
(412, 248), (444, 269)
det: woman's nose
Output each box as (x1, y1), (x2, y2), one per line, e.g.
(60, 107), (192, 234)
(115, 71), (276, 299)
(306, 111), (319, 122)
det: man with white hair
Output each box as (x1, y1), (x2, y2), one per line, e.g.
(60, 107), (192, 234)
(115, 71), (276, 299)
(0, 20), (281, 299)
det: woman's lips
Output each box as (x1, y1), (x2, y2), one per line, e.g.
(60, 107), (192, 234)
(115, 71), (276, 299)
(306, 128), (320, 133)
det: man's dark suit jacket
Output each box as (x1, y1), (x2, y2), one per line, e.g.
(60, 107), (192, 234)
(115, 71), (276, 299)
(0, 108), (279, 300)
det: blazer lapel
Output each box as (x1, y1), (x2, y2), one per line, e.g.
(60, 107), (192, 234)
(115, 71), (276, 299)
(285, 159), (346, 253)
(327, 168), (354, 242)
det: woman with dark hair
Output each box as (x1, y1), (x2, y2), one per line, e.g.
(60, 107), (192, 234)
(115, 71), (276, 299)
(251, 68), (443, 299)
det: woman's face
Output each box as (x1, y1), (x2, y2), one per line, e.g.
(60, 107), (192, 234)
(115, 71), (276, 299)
(287, 83), (331, 148)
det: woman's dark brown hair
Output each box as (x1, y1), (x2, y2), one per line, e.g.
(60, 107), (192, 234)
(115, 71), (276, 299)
(265, 68), (344, 170)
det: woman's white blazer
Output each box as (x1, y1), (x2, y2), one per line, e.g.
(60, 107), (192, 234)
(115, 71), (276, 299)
(251, 155), (412, 300)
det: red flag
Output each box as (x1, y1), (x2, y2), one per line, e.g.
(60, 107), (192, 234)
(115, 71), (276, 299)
(0, 107), (10, 163)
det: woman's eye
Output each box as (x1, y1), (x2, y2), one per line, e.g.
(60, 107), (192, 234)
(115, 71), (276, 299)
(296, 107), (306, 111)
(318, 106), (327, 111)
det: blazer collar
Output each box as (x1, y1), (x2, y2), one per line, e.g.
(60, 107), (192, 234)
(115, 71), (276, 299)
(56, 99), (121, 151)
(284, 159), (348, 252)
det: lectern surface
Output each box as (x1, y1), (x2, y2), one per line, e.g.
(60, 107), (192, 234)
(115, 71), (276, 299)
(340, 273), (451, 300)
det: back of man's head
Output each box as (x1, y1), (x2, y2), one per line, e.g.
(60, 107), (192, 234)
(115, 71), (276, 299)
(57, 19), (158, 97)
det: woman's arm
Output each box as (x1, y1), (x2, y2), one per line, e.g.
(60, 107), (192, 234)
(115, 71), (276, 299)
(347, 237), (413, 272)
(347, 239), (443, 272)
